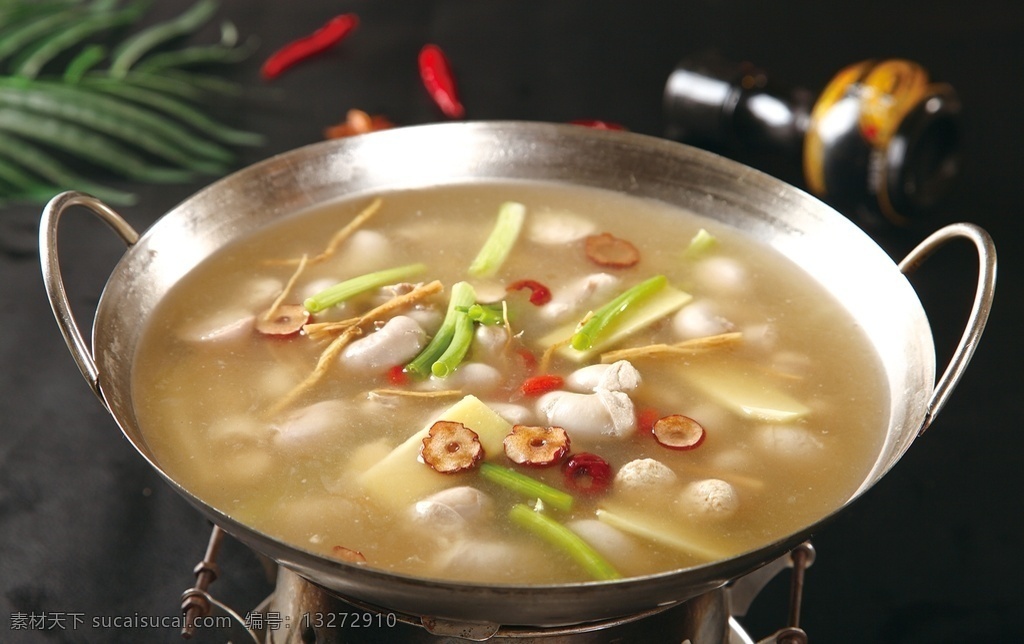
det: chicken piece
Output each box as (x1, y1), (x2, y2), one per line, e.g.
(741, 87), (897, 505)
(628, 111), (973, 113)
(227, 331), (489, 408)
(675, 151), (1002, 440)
(271, 400), (351, 449)
(677, 479), (739, 517)
(180, 276), (285, 343)
(177, 308), (255, 344)
(672, 300), (735, 340)
(474, 323), (510, 356)
(332, 229), (393, 273)
(540, 273), (619, 320)
(340, 315), (426, 370)
(206, 414), (272, 446)
(693, 256), (747, 294)
(487, 402), (535, 426)
(756, 424), (825, 459)
(565, 360), (641, 393)
(418, 362), (503, 397)
(433, 538), (547, 583)
(566, 519), (644, 572)
(410, 486), (493, 535)
(614, 458), (678, 490)
(527, 209), (597, 245)
(537, 389), (636, 439)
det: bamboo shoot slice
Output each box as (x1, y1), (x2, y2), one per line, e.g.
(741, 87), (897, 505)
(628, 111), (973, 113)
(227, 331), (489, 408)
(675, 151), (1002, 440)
(596, 505), (730, 562)
(683, 363), (810, 422)
(539, 286), (692, 361)
(358, 395), (511, 508)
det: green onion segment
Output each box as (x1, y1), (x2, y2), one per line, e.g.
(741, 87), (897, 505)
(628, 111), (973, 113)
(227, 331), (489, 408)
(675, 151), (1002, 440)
(303, 263), (427, 313)
(509, 504), (621, 581)
(479, 463), (573, 512)
(571, 275), (667, 351)
(406, 281), (477, 378)
(468, 201), (526, 278)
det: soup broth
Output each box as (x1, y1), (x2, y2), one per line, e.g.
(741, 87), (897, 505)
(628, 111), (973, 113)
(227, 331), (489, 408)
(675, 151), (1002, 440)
(132, 181), (888, 584)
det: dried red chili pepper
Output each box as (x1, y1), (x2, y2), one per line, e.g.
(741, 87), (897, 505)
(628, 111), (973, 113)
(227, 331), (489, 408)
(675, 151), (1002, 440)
(261, 13), (359, 80)
(507, 279), (552, 306)
(418, 44), (465, 119)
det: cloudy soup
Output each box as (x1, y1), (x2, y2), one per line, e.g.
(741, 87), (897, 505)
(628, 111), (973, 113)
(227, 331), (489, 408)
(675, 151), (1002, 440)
(132, 181), (888, 584)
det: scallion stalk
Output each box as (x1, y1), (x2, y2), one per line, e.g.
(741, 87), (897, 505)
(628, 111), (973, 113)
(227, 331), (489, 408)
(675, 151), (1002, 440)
(570, 275), (667, 351)
(430, 310), (474, 377)
(303, 263), (427, 313)
(479, 462), (573, 512)
(465, 302), (505, 326)
(685, 228), (717, 258)
(468, 201), (526, 278)
(406, 281), (477, 378)
(509, 504), (621, 581)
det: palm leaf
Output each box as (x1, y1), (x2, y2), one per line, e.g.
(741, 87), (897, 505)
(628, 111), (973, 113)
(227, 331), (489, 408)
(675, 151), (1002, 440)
(0, 0), (263, 207)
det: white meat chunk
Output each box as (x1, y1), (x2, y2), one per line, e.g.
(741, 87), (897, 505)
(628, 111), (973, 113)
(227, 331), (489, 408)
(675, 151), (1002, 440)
(487, 402), (535, 425)
(474, 323), (510, 356)
(693, 256), (748, 294)
(527, 209), (597, 245)
(177, 275), (281, 343)
(410, 486), (493, 535)
(677, 479), (739, 517)
(271, 400), (351, 449)
(419, 362), (503, 397)
(177, 308), (255, 344)
(565, 360), (641, 393)
(756, 424), (824, 459)
(566, 519), (642, 571)
(540, 273), (619, 320)
(471, 280), (507, 304)
(340, 315), (426, 370)
(206, 414), (270, 445)
(434, 539), (544, 583)
(537, 389), (636, 439)
(332, 229), (393, 272)
(672, 300), (735, 340)
(615, 458), (677, 490)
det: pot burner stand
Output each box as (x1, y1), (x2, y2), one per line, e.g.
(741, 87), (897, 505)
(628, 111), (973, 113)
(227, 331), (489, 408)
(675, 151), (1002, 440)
(177, 526), (813, 644)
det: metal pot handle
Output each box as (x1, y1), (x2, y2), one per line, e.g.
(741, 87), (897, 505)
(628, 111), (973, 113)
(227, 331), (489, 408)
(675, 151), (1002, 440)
(898, 222), (996, 434)
(39, 191), (139, 405)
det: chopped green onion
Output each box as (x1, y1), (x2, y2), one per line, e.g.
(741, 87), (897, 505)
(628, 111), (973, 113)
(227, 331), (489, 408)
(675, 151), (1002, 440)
(571, 275), (668, 351)
(303, 263), (427, 313)
(406, 281), (477, 378)
(685, 228), (717, 258)
(430, 309), (474, 377)
(509, 504), (621, 581)
(479, 462), (573, 512)
(464, 302), (505, 326)
(468, 201), (526, 278)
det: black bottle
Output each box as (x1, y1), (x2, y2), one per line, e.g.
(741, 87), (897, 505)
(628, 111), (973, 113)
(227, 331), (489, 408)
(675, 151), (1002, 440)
(664, 54), (961, 226)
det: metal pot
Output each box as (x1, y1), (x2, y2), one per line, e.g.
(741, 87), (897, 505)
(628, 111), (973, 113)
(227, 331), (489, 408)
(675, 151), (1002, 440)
(40, 121), (995, 628)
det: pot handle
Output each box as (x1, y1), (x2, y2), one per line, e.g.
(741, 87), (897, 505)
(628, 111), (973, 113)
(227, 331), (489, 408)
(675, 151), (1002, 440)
(898, 222), (996, 434)
(39, 191), (139, 405)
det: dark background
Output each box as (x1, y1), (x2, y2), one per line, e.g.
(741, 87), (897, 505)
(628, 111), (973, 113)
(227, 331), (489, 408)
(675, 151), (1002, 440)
(1, 1), (1021, 642)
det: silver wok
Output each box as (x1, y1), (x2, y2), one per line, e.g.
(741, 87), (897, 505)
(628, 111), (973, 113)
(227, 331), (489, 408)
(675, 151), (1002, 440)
(40, 121), (995, 627)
